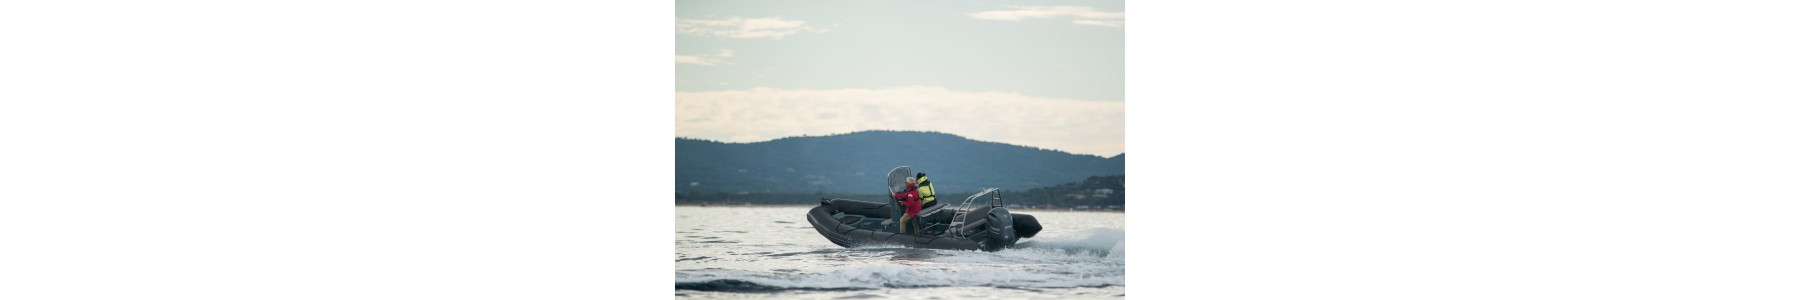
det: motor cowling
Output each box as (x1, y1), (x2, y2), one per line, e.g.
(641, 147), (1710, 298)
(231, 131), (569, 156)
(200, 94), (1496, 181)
(984, 208), (1017, 251)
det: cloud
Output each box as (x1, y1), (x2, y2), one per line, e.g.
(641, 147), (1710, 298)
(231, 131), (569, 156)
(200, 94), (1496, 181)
(1071, 19), (1123, 28)
(677, 17), (824, 39)
(675, 49), (734, 66)
(968, 6), (1124, 28)
(676, 86), (1124, 156)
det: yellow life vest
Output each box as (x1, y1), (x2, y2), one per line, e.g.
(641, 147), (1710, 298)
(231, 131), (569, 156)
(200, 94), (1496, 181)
(916, 175), (936, 207)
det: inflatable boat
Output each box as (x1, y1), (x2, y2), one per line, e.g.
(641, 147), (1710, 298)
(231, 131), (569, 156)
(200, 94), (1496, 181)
(804, 166), (1042, 252)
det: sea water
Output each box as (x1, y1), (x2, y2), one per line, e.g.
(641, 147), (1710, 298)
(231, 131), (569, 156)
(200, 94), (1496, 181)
(675, 206), (1125, 299)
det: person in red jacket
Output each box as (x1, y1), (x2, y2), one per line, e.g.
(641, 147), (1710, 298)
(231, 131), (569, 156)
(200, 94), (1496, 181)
(894, 177), (923, 234)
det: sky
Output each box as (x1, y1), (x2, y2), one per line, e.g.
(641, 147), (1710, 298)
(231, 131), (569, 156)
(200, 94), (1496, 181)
(675, 0), (1124, 156)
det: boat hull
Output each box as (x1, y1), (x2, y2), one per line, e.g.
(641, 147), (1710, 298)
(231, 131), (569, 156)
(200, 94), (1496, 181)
(806, 199), (1037, 252)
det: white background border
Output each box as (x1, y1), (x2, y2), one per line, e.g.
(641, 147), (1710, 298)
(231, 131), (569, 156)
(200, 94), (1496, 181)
(4, 1), (1798, 299)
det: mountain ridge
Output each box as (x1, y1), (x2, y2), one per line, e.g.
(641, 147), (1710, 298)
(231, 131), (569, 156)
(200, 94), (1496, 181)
(676, 130), (1124, 194)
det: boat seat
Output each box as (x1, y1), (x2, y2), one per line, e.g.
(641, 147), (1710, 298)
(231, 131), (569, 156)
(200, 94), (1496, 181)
(919, 201), (946, 216)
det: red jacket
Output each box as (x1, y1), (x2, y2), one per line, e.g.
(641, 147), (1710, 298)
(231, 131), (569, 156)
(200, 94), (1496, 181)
(895, 183), (921, 216)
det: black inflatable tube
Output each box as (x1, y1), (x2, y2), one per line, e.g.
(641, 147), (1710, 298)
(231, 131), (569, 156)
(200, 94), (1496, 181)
(1012, 214), (1041, 238)
(808, 203), (1007, 251)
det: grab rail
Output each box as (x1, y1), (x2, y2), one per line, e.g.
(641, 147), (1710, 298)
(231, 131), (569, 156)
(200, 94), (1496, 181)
(948, 188), (1001, 237)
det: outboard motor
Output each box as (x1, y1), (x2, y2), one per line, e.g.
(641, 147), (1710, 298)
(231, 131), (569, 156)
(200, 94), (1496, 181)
(983, 208), (1017, 251)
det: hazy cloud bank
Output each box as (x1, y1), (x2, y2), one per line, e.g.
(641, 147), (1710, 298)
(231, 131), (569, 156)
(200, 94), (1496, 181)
(969, 6), (1124, 28)
(675, 49), (734, 66)
(677, 17), (823, 39)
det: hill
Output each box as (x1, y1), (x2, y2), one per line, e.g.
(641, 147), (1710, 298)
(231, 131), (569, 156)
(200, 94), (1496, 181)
(1003, 175), (1125, 209)
(676, 131), (1124, 194)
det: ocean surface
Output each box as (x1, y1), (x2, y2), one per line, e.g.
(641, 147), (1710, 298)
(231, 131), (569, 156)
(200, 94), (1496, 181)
(675, 206), (1125, 299)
